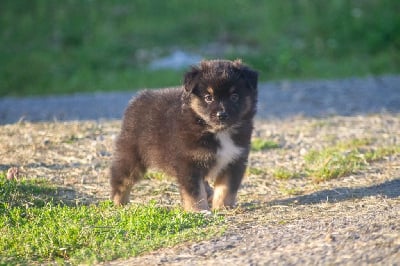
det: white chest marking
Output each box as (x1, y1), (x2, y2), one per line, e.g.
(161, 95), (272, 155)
(207, 131), (244, 180)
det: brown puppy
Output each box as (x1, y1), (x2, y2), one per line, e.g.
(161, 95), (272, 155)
(110, 59), (258, 211)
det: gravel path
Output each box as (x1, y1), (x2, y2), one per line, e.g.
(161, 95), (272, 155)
(108, 195), (400, 265)
(1, 75), (400, 265)
(1, 75), (399, 124)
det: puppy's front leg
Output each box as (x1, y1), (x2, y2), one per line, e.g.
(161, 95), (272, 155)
(212, 161), (246, 210)
(179, 174), (209, 211)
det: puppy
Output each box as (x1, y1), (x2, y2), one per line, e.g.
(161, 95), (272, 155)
(110, 59), (258, 211)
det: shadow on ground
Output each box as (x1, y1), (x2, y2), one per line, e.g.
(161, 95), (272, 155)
(269, 178), (400, 206)
(1, 165), (101, 207)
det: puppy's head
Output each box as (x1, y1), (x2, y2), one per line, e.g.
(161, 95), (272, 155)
(183, 59), (258, 131)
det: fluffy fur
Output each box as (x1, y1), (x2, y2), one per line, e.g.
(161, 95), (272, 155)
(110, 59), (258, 211)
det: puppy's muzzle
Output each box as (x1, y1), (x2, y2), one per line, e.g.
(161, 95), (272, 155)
(216, 111), (228, 121)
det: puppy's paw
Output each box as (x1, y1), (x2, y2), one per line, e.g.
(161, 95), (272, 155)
(111, 190), (130, 206)
(199, 209), (213, 216)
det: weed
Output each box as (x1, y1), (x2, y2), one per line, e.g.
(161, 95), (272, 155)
(335, 138), (374, 149)
(144, 171), (169, 180)
(246, 167), (266, 176)
(251, 139), (280, 152)
(0, 174), (56, 208)
(304, 139), (400, 182)
(273, 167), (299, 180)
(364, 147), (399, 161)
(278, 185), (303, 196)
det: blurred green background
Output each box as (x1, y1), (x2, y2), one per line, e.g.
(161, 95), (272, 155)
(1, 0), (399, 97)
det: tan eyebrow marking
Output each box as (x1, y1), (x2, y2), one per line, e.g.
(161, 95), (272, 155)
(207, 87), (214, 95)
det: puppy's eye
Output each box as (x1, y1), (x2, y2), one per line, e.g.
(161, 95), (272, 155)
(204, 94), (213, 103)
(230, 93), (239, 102)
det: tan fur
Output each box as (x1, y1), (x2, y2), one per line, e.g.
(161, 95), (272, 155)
(212, 176), (236, 210)
(111, 178), (134, 205)
(189, 97), (210, 124)
(181, 182), (209, 211)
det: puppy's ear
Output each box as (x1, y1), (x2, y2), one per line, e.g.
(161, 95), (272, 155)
(240, 66), (258, 91)
(183, 66), (201, 93)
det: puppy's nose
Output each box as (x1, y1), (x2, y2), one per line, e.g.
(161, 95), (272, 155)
(216, 111), (228, 121)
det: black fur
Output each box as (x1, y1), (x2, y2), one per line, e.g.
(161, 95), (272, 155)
(110, 59), (258, 211)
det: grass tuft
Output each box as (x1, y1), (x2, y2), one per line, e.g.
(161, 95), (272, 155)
(246, 167), (266, 176)
(272, 167), (300, 180)
(0, 174), (222, 265)
(0, 174), (57, 208)
(251, 139), (280, 152)
(144, 170), (169, 180)
(304, 139), (400, 182)
(278, 185), (303, 196)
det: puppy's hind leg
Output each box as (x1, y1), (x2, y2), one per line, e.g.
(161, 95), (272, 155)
(110, 152), (144, 206)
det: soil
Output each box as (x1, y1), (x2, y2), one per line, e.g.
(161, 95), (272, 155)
(0, 75), (399, 265)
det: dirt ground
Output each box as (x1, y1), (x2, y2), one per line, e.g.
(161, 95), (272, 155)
(1, 114), (399, 265)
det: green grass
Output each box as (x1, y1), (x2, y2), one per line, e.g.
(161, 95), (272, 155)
(262, 138), (400, 184)
(304, 139), (400, 182)
(251, 138), (280, 152)
(0, 174), (222, 265)
(144, 170), (170, 181)
(247, 167), (266, 176)
(278, 185), (303, 196)
(0, 176), (56, 208)
(273, 167), (300, 180)
(1, 0), (399, 96)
